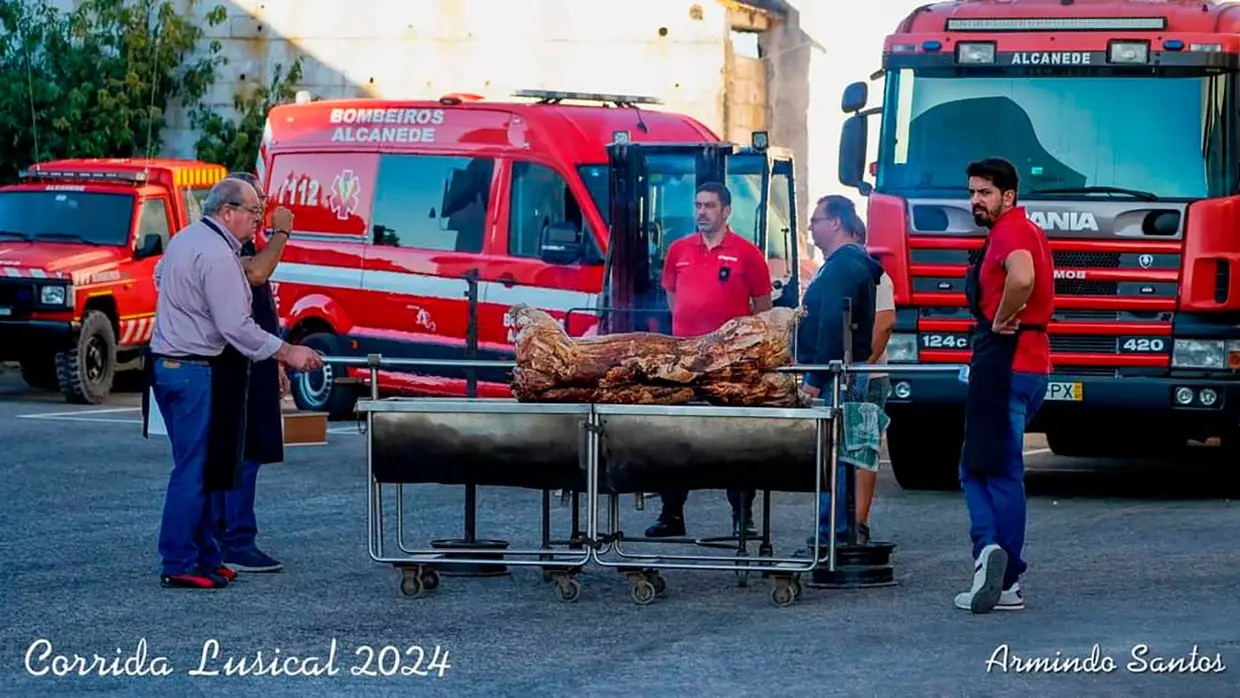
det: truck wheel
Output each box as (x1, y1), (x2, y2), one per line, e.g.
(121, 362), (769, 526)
(886, 414), (964, 491)
(289, 332), (357, 420)
(56, 310), (117, 405)
(20, 357), (59, 391)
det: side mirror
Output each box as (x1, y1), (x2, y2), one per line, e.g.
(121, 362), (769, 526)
(842, 81), (868, 113)
(134, 234), (162, 260)
(839, 114), (872, 196)
(539, 221), (585, 265)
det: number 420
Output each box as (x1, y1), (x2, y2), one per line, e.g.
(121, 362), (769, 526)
(1121, 338), (1165, 353)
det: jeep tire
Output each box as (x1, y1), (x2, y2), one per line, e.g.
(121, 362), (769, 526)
(886, 412), (964, 491)
(289, 332), (357, 420)
(56, 309), (116, 405)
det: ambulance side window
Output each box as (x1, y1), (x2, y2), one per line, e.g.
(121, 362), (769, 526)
(508, 161), (586, 258)
(372, 154), (494, 253)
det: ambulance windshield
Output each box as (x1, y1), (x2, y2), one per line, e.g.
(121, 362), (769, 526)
(0, 190), (134, 246)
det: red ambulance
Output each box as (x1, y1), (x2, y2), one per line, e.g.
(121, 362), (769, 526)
(257, 90), (799, 417)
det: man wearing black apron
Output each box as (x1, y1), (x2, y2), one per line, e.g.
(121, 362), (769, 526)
(210, 172), (294, 574)
(143, 178), (323, 590)
(954, 158), (1054, 614)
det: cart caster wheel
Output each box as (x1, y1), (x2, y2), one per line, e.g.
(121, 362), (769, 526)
(400, 573), (424, 598)
(771, 584), (796, 607)
(554, 578), (581, 603)
(647, 573), (667, 597)
(420, 569), (440, 591)
(790, 580), (802, 599)
(632, 579), (656, 605)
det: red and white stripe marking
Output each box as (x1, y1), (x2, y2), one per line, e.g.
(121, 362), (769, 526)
(120, 317), (155, 345)
(0, 266), (66, 280)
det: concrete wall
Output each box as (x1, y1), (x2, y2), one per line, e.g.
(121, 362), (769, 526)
(38, 0), (921, 263)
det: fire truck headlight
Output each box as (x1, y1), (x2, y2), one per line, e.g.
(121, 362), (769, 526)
(39, 285), (67, 306)
(1109, 41), (1149, 64)
(1172, 339), (1225, 369)
(886, 333), (919, 363)
(956, 42), (996, 64)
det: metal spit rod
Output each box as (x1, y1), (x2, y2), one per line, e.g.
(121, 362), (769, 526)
(311, 354), (964, 375)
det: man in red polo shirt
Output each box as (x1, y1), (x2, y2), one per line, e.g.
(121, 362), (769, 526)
(955, 157), (1054, 615)
(644, 182), (772, 539)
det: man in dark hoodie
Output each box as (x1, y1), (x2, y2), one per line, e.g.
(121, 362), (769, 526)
(797, 194), (885, 545)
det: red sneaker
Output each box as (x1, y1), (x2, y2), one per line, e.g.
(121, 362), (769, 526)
(161, 572), (227, 589)
(214, 567), (237, 582)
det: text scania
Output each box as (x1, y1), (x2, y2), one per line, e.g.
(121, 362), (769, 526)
(1010, 51), (1092, 65)
(1029, 211), (1099, 232)
(329, 108), (446, 144)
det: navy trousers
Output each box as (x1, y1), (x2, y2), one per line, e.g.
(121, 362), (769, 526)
(153, 359), (222, 576)
(211, 458), (261, 553)
(960, 371), (1047, 589)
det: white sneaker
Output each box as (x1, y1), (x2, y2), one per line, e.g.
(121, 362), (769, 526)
(953, 544), (1007, 613)
(995, 583), (1025, 611)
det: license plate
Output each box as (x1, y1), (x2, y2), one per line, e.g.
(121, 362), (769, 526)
(1045, 381), (1083, 401)
(0, 306), (10, 317)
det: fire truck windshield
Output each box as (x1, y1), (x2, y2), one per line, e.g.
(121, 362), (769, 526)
(0, 190), (134, 246)
(876, 67), (1238, 201)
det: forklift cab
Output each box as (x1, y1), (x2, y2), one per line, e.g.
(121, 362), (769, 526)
(601, 139), (799, 335)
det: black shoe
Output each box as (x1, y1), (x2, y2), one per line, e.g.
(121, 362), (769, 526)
(732, 510), (757, 538)
(644, 514), (686, 538)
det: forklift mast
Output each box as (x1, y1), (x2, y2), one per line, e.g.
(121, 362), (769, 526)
(602, 141), (799, 335)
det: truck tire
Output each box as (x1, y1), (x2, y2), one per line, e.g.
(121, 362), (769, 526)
(886, 413), (964, 491)
(20, 357), (59, 391)
(289, 332), (358, 420)
(56, 309), (117, 405)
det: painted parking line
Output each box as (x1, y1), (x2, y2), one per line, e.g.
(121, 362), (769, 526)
(15, 407), (143, 424)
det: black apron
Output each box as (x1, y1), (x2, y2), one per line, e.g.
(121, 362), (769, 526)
(242, 238), (285, 466)
(141, 218), (252, 492)
(961, 239), (1045, 477)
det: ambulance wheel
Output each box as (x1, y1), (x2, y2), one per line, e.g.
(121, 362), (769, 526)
(56, 310), (116, 405)
(886, 413), (963, 492)
(290, 332), (357, 420)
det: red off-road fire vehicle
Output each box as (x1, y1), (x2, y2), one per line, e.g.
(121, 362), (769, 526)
(0, 159), (225, 403)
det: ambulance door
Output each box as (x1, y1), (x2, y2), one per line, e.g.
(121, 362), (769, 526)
(364, 152), (498, 392)
(485, 156), (606, 345)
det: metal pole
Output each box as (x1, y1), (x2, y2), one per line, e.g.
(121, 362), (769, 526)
(464, 269), (479, 545)
(841, 298), (858, 548)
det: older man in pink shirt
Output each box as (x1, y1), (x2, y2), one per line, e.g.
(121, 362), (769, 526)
(144, 177), (322, 590)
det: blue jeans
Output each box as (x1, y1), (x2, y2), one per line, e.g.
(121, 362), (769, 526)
(153, 359), (222, 576)
(960, 371), (1048, 589)
(816, 375), (871, 537)
(211, 458), (261, 553)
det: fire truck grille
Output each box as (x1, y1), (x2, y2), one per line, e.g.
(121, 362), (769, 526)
(1050, 335), (1117, 353)
(1054, 279), (1117, 296)
(966, 249), (1122, 268)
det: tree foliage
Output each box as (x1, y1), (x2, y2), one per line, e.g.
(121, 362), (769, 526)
(192, 57), (304, 174)
(0, 0), (229, 184)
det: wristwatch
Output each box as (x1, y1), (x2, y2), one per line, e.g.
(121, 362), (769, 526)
(272, 229), (291, 239)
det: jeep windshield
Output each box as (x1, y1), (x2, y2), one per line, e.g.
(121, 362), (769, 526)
(0, 190), (134, 246)
(875, 67), (1238, 201)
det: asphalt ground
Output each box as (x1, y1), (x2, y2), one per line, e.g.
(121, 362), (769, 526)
(1, 366), (1238, 697)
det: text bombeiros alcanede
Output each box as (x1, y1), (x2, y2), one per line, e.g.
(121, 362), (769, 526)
(23, 638), (452, 679)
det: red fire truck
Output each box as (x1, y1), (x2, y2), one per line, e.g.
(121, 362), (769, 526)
(257, 90), (804, 418)
(0, 159), (225, 404)
(837, 0), (1240, 490)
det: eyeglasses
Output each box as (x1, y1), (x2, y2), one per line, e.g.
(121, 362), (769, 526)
(227, 201), (264, 216)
